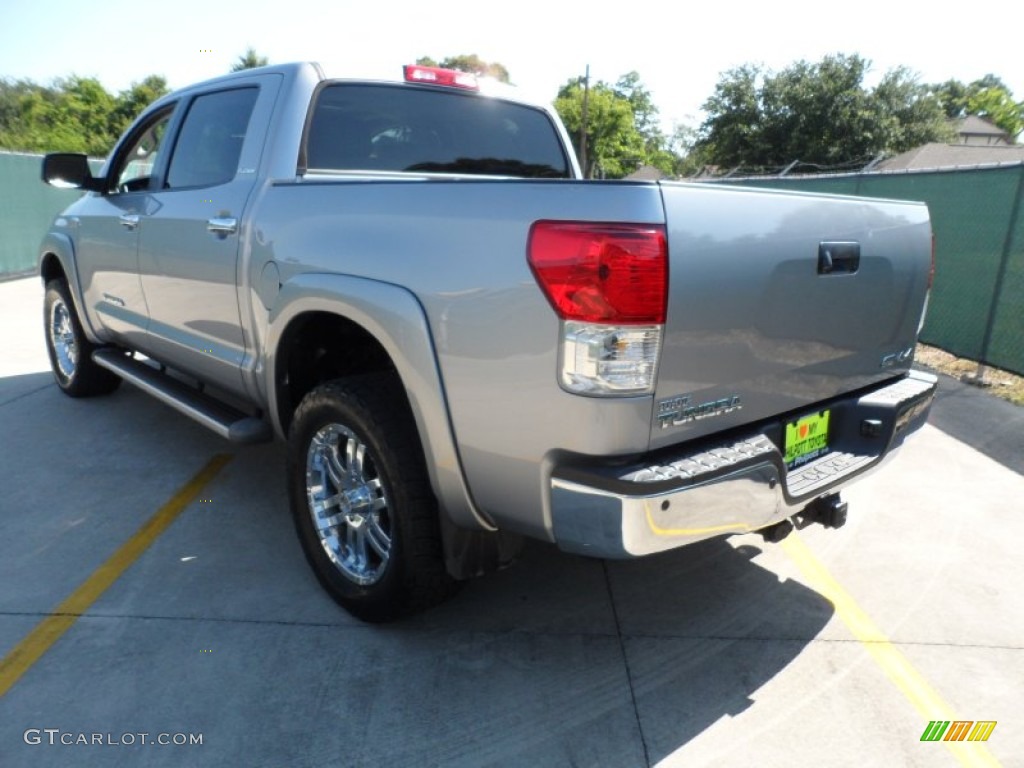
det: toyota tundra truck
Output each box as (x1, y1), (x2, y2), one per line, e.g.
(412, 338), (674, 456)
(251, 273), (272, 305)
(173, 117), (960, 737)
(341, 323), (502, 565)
(38, 62), (937, 621)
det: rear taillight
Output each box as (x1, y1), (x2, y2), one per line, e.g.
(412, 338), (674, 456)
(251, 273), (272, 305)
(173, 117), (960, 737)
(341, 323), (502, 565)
(528, 221), (668, 395)
(527, 222), (667, 324)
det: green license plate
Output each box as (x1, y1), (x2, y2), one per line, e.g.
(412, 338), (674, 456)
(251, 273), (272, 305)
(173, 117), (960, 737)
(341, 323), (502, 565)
(784, 410), (830, 467)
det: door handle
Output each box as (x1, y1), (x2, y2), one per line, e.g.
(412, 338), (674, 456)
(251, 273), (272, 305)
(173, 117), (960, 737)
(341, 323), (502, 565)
(207, 217), (238, 235)
(818, 241), (860, 275)
(119, 214), (140, 230)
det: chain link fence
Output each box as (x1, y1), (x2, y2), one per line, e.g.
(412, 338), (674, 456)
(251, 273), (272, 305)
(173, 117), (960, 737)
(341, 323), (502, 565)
(710, 165), (1024, 377)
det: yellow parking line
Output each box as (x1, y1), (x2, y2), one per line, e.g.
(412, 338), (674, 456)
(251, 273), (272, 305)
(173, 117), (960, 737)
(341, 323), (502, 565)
(0, 453), (232, 698)
(781, 532), (1002, 768)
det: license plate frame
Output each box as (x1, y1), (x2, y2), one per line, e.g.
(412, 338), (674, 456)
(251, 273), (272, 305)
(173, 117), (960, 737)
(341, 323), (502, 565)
(784, 409), (831, 468)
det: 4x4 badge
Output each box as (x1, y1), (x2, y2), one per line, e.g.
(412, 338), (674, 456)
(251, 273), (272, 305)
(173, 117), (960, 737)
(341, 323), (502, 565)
(880, 346), (914, 368)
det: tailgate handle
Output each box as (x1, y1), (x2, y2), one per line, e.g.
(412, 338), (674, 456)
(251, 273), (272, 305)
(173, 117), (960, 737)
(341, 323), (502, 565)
(818, 242), (860, 275)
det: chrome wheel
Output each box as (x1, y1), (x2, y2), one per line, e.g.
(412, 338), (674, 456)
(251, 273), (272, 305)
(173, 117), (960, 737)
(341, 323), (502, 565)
(49, 296), (78, 380)
(43, 279), (121, 397)
(288, 376), (457, 621)
(305, 423), (391, 586)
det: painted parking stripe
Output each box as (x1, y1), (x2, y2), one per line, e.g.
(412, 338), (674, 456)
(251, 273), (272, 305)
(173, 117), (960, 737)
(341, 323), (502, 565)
(0, 454), (232, 698)
(781, 532), (1002, 768)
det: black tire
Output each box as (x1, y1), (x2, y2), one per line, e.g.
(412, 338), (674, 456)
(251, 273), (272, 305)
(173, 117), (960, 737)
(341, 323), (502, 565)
(286, 374), (457, 622)
(43, 278), (122, 397)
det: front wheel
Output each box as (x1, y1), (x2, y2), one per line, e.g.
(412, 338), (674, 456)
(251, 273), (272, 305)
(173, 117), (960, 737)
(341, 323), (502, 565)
(43, 279), (121, 397)
(286, 375), (457, 622)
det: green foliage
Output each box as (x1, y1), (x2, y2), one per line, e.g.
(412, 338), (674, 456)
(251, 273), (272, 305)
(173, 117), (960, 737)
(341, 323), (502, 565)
(555, 78), (645, 178)
(615, 71), (660, 143)
(231, 47), (269, 72)
(933, 75), (1007, 118)
(415, 54), (510, 83)
(696, 64), (762, 168)
(874, 67), (957, 152)
(0, 75), (169, 156)
(696, 54), (953, 171)
(110, 76), (169, 138)
(555, 72), (690, 178)
(662, 124), (702, 177)
(611, 72), (688, 177)
(932, 75), (1023, 139)
(933, 78), (973, 119)
(967, 87), (1024, 139)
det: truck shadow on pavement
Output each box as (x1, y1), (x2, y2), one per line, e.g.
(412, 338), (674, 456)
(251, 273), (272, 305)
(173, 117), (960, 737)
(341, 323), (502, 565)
(1, 376), (836, 768)
(400, 537), (834, 767)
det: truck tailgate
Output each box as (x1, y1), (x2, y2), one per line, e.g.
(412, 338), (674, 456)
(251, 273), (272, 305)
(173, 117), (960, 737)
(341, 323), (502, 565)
(651, 182), (932, 450)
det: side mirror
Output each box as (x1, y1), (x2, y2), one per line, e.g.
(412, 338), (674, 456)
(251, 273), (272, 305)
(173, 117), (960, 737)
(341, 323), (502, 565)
(41, 153), (102, 191)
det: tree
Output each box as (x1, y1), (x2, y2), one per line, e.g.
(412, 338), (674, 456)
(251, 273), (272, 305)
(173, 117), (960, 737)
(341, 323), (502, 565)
(415, 54), (510, 83)
(968, 87), (1024, 139)
(0, 76), (117, 155)
(696, 53), (953, 171)
(554, 71), (692, 178)
(873, 67), (956, 152)
(555, 78), (645, 178)
(231, 47), (269, 72)
(933, 76), (1023, 139)
(110, 75), (169, 137)
(615, 71), (660, 145)
(933, 74), (1008, 118)
(612, 71), (685, 177)
(0, 79), (38, 137)
(658, 124), (701, 177)
(695, 64), (763, 168)
(0, 74), (169, 156)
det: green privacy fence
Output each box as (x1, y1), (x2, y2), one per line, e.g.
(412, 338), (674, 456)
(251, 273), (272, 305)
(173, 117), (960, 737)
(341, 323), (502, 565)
(713, 165), (1024, 377)
(4, 151), (1023, 376)
(0, 151), (92, 278)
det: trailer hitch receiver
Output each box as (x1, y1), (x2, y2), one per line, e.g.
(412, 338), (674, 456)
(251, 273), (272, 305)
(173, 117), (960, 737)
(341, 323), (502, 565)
(801, 493), (848, 529)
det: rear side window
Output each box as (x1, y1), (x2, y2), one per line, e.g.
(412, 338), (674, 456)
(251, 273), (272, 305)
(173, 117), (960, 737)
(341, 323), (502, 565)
(166, 87), (258, 189)
(305, 84), (569, 178)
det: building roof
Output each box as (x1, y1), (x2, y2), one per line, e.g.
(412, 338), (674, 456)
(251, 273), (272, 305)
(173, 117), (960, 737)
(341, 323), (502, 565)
(875, 142), (1024, 171)
(625, 164), (666, 181)
(957, 115), (1009, 138)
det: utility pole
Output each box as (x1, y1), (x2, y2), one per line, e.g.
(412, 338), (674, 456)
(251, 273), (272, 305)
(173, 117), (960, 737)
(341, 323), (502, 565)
(579, 64), (590, 178)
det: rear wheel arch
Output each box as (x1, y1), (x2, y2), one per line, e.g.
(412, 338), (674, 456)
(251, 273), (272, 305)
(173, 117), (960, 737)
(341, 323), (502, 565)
(264, 278), (497, 539)
(274, 310), (396, 436)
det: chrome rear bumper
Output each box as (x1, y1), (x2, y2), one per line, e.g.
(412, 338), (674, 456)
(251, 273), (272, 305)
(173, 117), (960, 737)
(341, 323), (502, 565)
(550, 370), (937, 557)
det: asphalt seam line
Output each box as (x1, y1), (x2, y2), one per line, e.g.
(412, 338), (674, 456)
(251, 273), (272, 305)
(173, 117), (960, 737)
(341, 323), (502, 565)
(0, 453), (232, 698)
(781, 531), (1002, 768)
(0, 610), (1018, 651)
(602, 560), (652, 767)
(0, 383), (54, 409)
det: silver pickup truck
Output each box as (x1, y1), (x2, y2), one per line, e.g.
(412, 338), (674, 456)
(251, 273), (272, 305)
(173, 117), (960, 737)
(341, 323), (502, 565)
(39, 62), (937, 621)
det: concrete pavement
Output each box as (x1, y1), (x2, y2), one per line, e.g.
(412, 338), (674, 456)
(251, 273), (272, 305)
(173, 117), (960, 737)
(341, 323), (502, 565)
(0, 275), (1021, 767)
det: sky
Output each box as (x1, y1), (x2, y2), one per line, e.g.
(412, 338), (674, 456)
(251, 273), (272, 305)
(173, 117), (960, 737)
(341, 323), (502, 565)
(2, 0), (1023, 134)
